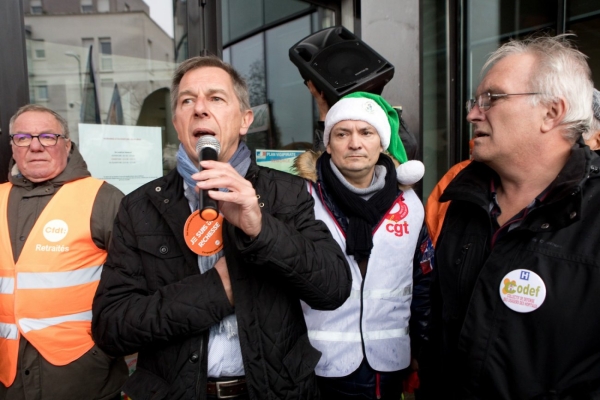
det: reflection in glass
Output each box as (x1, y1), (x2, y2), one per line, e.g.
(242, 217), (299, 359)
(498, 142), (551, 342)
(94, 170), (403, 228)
(422, 0), (448, 200)
(24, 5), (177, 180)
(223, 0), (263, 43)
(228, 34), (270, 151)
(264, 0), (310, 25)
(266, 16), (313, 150)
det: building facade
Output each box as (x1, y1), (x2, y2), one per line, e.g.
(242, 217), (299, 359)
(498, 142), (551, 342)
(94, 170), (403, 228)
(21, 0), (174, 144)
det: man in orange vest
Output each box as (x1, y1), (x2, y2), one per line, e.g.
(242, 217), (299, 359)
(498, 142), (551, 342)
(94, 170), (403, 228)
(0, 105), (128, 400)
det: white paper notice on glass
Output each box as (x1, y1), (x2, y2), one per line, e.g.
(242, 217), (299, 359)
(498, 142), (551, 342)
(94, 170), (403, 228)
(79, 124), (163, 195)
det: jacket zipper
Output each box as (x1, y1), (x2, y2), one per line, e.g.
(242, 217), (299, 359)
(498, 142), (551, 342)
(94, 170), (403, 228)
(359, 273), (367, 360)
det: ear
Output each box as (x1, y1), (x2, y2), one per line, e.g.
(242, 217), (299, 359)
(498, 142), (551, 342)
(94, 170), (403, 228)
(586, 130), (600, 151)
(239, 109), (254, 137)
(540, 97), (567, 133)
(326, 143), (332, 154)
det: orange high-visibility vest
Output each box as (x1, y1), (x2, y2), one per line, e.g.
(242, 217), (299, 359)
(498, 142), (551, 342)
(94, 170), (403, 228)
(425, 160), (472, 247)
(0, 177), (106, 386)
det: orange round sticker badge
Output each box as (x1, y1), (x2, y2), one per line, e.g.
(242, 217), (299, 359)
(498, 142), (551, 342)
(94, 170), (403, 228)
(183, 210), (224, 256)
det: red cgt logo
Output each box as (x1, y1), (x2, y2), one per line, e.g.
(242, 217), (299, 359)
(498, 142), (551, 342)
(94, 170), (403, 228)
(385, 199), (410, 237)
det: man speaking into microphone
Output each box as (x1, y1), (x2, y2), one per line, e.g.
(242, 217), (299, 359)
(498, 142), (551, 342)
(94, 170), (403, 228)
(92, 56), (351, 400)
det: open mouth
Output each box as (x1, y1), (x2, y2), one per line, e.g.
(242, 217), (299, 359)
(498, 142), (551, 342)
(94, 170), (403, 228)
(193, 128), (216, 138)
(474, 131), (490, 139)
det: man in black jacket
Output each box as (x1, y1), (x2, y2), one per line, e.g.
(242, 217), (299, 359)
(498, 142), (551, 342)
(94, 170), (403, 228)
(92, 56), (351, 400)
(421, 35), (600, 399)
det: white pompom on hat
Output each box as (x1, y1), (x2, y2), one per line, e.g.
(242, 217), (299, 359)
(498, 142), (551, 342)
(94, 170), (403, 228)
(324, 91), (425, 185)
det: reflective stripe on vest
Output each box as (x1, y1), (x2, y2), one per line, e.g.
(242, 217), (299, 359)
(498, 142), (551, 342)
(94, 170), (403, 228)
(302, 186), (424, 377)
(19, 311), (92, 333)
(0, 277), (14, 294)
(17, 265), (102, 289)
(308, 326), (410, 342)
(0, 178), (106, 386)
(0, 322), (18, 340)
(0, 182), (19, 387)
(347, 285), (412, 300)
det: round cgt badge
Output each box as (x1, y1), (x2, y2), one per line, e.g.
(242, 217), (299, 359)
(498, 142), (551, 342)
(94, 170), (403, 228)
(499, 269), (547, 313)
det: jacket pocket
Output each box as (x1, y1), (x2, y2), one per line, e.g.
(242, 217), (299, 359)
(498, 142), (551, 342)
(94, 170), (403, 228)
(282, 333), (322, 383)
(122, 367), (170, 400)
(137, 234), (186, 291)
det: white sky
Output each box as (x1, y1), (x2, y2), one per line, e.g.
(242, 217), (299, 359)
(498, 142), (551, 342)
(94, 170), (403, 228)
(143, 0), (174, 38)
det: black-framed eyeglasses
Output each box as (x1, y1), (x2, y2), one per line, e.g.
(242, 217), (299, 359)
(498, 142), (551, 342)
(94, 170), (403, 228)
(465, 92), (540, 113)
(10, 133), (67, 147)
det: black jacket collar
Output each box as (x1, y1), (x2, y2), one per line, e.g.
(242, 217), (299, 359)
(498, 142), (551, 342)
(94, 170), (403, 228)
(440, 142), (600, 231)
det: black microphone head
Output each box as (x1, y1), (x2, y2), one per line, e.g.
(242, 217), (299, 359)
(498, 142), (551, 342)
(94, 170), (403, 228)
(196, 136), (221, 158)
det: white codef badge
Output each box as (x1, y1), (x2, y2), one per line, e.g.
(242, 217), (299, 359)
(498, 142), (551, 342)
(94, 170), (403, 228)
(499, 269), (547, 313)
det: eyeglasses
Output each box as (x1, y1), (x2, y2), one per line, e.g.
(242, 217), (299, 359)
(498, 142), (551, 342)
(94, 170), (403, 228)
(10, 133), (67, 147)
(466, 92), (540, 113)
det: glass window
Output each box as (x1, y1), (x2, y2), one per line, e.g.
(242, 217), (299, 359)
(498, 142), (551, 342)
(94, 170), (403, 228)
(265, 16), (313, 150)
(456, 0), (557, 194)
(30, 0), (43, 15)
(99, 38), (113, 71)
(147, 40), (154, 72)
(24, 7), (177, 195)
(264, 0), (310, 25)
(422, 0), (449, 199)
(223, 0), (263, 43)
(81, 0), (94, 13)
(466, 0), (555, 109)
(34, 82), (49, 101)
(228, 34), (269, 150)
(33, 40), (46, 59)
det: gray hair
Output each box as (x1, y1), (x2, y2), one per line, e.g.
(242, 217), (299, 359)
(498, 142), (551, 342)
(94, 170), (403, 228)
(583, 88), (600, 140)
(9, 104), (70, 139)
(170, 56), (250, 115)
(482, 34), (593, 141)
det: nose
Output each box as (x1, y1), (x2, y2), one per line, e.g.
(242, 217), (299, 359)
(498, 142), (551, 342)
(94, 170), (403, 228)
(466, 103), (485, 124)
(348, 132), (362, 149)
(193, 97), (209, 118)
(28, 136), (46, 151)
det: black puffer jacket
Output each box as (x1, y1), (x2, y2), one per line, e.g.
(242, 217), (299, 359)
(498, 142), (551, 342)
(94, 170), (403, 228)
(92, 164), (351, 400)
(421, 143), (600, 399)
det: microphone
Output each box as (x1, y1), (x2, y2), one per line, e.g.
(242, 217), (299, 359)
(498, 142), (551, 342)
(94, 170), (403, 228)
(196, 136), (221, 221)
